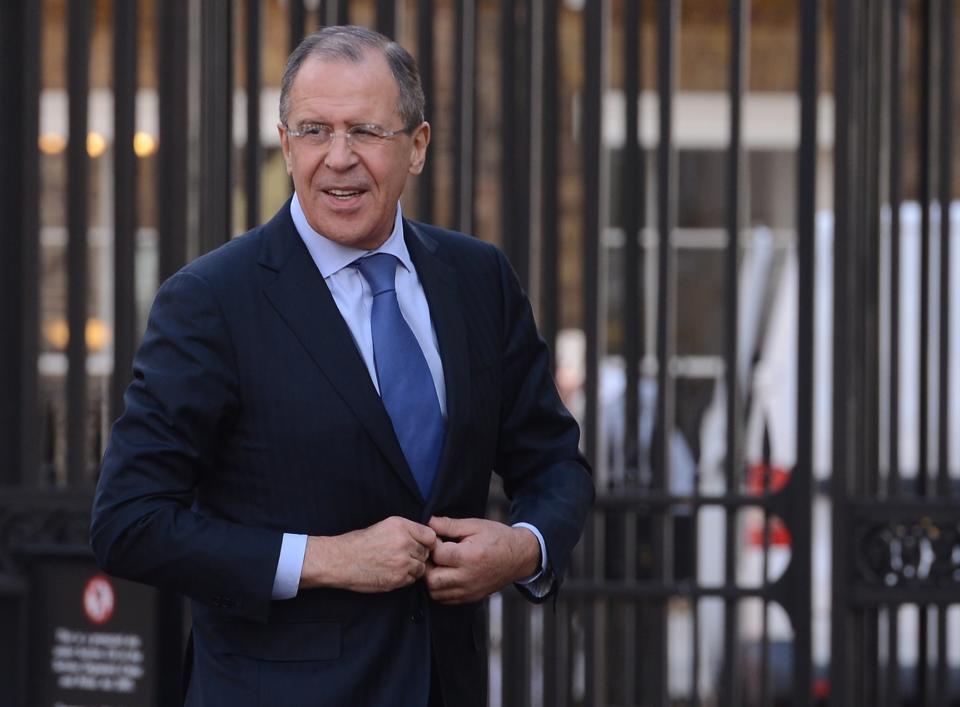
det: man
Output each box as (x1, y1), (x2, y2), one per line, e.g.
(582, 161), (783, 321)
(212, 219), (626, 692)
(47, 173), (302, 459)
(91, 25), (592, 707)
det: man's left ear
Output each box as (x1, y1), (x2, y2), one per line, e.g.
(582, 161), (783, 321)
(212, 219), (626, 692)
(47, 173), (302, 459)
(408, 122), (431, 175)
(278, 122), (293, 176)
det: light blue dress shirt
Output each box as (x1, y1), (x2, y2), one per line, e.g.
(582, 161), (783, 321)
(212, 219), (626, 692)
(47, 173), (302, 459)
(270, 195), (549, 600)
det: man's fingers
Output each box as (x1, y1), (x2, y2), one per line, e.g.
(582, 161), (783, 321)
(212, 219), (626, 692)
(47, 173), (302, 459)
(429, 515), (480, 540)
(424, 564), (460, 592)
(409, 559), (427, 580)
(430, 538), (463, 567)
(425, 567), (471, 604)
(407, 521), (438, 550)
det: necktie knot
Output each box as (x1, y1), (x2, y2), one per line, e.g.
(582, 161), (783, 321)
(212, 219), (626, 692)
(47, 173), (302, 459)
(354, 252), (398, 296)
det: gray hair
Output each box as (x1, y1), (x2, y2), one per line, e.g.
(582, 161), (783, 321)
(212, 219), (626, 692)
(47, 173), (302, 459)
(279, 25), (425, 131)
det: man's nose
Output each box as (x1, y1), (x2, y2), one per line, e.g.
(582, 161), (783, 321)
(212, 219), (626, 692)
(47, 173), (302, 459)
(323, 133), (358, 169)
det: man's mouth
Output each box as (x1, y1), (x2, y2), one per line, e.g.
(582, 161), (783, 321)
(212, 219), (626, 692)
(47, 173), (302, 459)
(324, 188), (364, 200)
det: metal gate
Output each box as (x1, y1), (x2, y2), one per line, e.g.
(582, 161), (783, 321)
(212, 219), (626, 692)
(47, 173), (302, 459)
(830, 1), (959, 705)
(1, 1), (957, 705)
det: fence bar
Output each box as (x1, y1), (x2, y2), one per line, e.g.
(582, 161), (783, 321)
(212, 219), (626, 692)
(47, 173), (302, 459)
(538, 0), (557, 350)
(245, 0), (262, 230)
(690, 598), (700, 707)
(935, 5), (954, 704)
(918, 0), (933, 499)
(111, 0), (139, 425)
(653, 0), (676, 499)
(0, 0), (41, 487)
(651, 1), (677, 703)
(621, 6), (644, 694)
(66, 0), (92, 486)
(453, 0), (476, 235)
(548, 579), (777, 602)
(417, 0), (434, 223)
(585, 512), (606, 705)
(158, 0), (190, 280)
(453, 0), (476, 233)
(336, 0), (350, 25)
(623, 0), (643, 480)
(500, 0), (512, 260)
(501, 593), (530, 706)
(831, 0), (853, 702)
(724, 0), (746, 486)
(721, 0), (747, 703)
(887, 603), (900, 706)
(652, 0), (674, 619)
(583, 0), (608, 699)
(760, 433), (772, 706)
(936, 0), (953, 498)
(376, 0), (395, 37)
(790, 0), (817, 703)
(500, 0), (531, 288)
(199, 0), (233, 252)
(841, 12), (882, 696)
(887, 0), (903, 498)
(854, 0), (869, 503)
(623, 511), (639, 702)
(542, 598), (558, 706)
(917, 2), (935, 701)
(530, 488), (811, 511)
(936, 603), (948, 703)
(528, 0), (543, 319)
(761, 595), (771, 706)
(290, 0), (305, 52)
(582, 0), (607, 482)
(557, 599), (571, 707)
(862, 0), (881, 501)
(862, 5), (883, 700)
(519, 0), (533, 287)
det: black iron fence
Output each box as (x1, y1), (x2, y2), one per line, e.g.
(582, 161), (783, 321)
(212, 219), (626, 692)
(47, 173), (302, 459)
(1, 1), (958, 705)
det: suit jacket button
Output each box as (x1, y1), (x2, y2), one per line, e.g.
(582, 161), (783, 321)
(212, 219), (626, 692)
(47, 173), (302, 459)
(411, 608), (425, 624)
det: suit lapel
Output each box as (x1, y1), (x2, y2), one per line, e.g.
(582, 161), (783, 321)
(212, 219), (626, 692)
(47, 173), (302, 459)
(403, 220), (472, 513)
(258, 204), (423, 503)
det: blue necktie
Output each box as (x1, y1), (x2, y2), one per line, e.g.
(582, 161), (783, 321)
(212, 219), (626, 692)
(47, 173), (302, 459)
(354, 253), (445, 497)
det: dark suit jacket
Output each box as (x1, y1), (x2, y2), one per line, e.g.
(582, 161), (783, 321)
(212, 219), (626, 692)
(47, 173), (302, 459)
(90, 201), (593, 707)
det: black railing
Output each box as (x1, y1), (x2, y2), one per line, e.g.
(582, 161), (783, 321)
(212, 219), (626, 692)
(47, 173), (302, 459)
(1, 1), (957, 705)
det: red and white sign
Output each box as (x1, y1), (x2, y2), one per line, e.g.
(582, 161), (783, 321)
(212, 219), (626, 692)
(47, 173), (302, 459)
(82, 574), (115, 626)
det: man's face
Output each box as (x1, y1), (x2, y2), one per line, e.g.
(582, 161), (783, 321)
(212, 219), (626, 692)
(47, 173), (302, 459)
(279, 52), (430, 250)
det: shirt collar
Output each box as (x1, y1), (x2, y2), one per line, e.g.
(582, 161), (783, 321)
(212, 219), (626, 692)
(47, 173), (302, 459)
(290, 192), (413, 278)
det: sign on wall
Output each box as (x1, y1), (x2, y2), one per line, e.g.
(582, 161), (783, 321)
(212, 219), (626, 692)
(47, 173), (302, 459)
(25, 549), (158, 707)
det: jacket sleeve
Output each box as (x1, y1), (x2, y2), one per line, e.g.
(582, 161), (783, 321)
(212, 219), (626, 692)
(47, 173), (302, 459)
(492, 250), (595, 602)
(90, 270), (281, 623)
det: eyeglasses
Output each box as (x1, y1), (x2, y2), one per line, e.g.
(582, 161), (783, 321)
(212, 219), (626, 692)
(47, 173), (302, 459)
(284, 123), (410, 151)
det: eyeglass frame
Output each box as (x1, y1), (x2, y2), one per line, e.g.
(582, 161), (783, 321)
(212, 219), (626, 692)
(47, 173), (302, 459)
(282, 121), (416, 151)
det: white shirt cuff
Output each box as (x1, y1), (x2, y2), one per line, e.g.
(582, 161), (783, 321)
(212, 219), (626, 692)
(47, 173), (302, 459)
(272, 533), (308, 600)
(512, 522), (552, 597)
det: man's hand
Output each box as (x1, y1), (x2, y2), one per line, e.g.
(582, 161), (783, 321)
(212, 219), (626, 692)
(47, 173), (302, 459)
(424, 516), (541, 604)
(300, 516), (437, 593)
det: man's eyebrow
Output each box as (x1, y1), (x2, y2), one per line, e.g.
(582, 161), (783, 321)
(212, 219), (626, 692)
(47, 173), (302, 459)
(292, 114), (385, 127)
